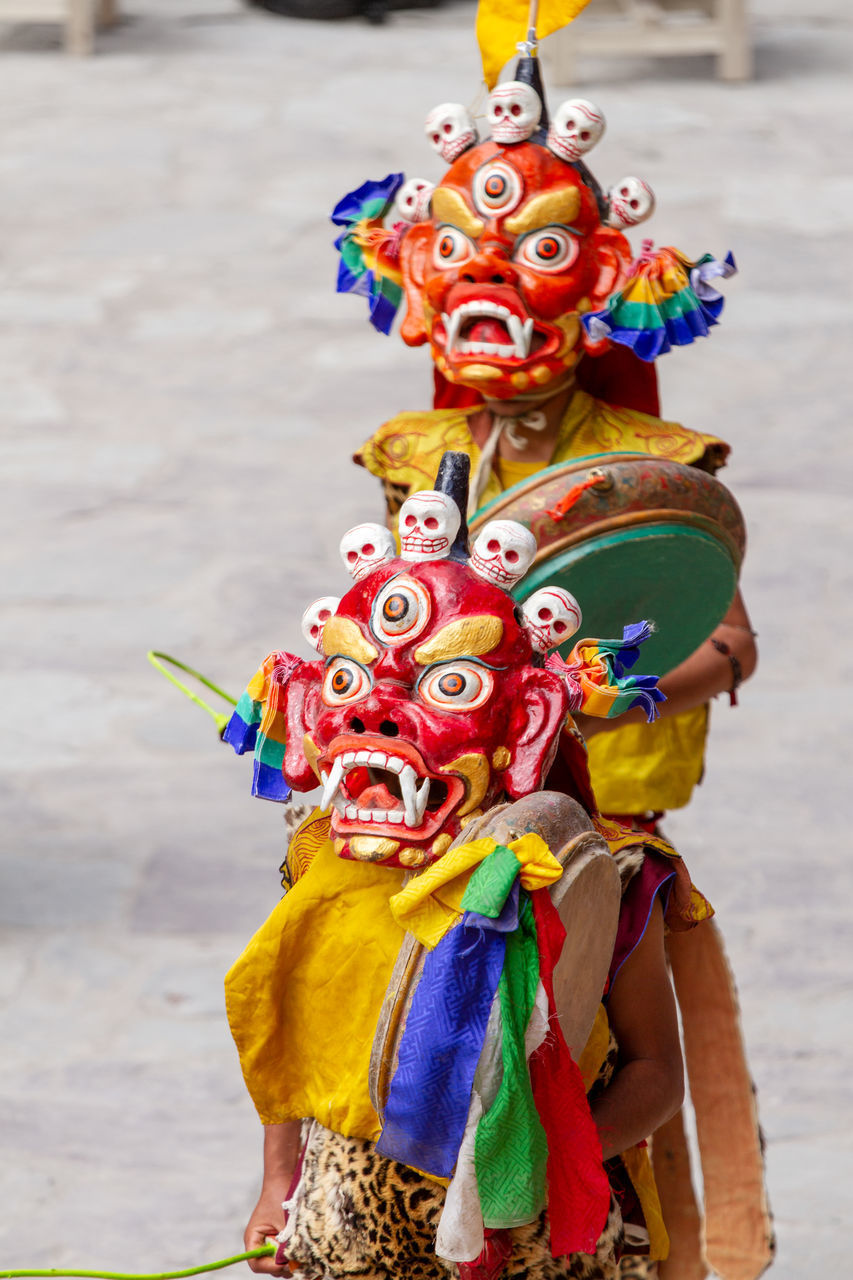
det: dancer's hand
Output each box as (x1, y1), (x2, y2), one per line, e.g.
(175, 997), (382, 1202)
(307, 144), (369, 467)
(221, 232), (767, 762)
(244, 1180), (291, 1276)
(244, 1122), (302, 1275)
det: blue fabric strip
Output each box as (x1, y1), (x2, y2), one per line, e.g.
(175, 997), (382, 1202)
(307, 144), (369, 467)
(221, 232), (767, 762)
(330, 173), (403, 226)
(376, 918), (506, 1178)
(222, 709), (258, 755)
(251, 759), (291, 803)
(368, 280), (398, 335)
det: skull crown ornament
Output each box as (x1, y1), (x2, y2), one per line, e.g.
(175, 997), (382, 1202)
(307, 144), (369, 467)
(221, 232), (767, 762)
(331, 44), (735, 378)
(389, 70), (645, 403)
(284, 457), (571, 869)
(223, 452), (651, 873)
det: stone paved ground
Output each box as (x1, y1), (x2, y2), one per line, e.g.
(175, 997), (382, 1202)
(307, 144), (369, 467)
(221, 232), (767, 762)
(1, 1), (851, 1275)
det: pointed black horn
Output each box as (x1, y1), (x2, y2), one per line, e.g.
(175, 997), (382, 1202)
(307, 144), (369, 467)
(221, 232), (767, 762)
(433, 450), (470, 562)
(514, 53), (549, 133)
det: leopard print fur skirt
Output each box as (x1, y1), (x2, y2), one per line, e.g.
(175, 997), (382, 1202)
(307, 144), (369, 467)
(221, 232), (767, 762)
(281, 1121), (631, 1280)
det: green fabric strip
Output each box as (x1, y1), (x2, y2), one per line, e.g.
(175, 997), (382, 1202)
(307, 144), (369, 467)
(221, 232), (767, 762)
(475, 896), (547, 1226)
(461, 844), (520, 918)
(362, 196), (389, 220)
(612, 292), (701, 328)
(376, 276), (403, 304)
(235, 690), (261, 727)
(340, 235), (365, 275)
(257, 735), (285, 769)
(657, 291), (703, 320)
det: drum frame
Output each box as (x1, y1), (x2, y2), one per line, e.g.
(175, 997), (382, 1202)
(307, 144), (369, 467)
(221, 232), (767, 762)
(470, 452), (746, 576)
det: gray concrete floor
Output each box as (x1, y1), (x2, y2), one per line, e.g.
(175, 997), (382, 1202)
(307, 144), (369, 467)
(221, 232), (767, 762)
(1, 1), (851, 1276)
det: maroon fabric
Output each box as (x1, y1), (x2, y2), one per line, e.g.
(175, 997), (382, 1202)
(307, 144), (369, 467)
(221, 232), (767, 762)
(433, 349), (661, 417)
(576, 346), (661, 416)
(607, 853), (675, 998)
(433, 366), (481, 411)
(546, 733), (599, 816)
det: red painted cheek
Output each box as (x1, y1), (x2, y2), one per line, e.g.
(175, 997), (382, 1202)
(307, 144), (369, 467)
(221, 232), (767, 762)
(424, 269), (457, 315)
(515, 260), (597, 321)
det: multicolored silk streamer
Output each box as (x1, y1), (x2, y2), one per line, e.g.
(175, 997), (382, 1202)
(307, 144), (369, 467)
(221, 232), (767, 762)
(376, 901), (507, 1177)
(388, 832), (563, 948)
(331, 174), (406, 334)
(582, 246), (737, 362)
(476, 0), (593, 88)
(223, 651), (302, 801)
(547, 622), (665, 722)
(380, 841), (609, 1255)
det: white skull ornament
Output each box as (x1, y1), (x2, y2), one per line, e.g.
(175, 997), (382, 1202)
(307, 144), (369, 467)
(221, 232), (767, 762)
(399, 491), (461, 561)
(424, 103), (478, 164)
(469, 520), (537, 589)
(391, 178), (435, 225)
(488, 82), (542, 145)
(339, 523), (396, 582)
(301, 596), (341, 653)
(607, 177), (656, 230)
(546, 98), (606, 163)
(522, 587), (583, 653)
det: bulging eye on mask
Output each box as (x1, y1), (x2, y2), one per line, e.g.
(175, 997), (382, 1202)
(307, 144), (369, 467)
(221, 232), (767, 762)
(224, 452), (663, 871)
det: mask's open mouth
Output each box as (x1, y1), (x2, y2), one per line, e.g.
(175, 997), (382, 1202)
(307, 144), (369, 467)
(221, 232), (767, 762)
(319, 734), (465, 841)
(436, 298), (554, 364)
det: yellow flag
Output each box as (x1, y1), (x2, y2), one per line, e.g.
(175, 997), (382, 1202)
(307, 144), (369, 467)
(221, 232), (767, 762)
(476, 0), (593, 89)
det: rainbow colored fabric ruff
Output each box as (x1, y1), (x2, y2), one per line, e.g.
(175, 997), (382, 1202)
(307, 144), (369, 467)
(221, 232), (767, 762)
(222, 651), (302, 802)
(331, 174), (407, 335)
(550, 622), (665, 722)
(583, 246), (737, 362)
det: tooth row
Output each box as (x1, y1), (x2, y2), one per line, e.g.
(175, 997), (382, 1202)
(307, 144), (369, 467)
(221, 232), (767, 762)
(471, 557), (511, 584)
(440, 306), (534, 360)
(339, 749), (405, 772)
(457, 299), (512, 319)
(457, 340), (518, 357)
(401, 535), (447, 551)
(343, 804), (407, 824)
(321, 752), (432, 829)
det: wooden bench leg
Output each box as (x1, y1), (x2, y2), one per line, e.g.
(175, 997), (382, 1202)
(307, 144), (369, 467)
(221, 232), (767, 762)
(66, 0), (95, 54)
(717, 0), (752, 80)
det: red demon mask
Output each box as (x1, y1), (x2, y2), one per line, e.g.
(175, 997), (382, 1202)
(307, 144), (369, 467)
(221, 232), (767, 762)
(281, 556), (570, 869)
(398, 141), (631, 402)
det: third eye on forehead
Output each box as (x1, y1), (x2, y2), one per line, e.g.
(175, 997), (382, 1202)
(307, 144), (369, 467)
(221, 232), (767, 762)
(384, 594), (407, 619)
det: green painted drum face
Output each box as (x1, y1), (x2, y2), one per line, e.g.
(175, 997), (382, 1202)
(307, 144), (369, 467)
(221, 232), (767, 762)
(471, 453), (746, 675)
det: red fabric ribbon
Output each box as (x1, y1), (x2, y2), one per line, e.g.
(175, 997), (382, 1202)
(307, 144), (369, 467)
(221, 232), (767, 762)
(529, 889), (611, 1258)
(456, 1228), (514, 1280)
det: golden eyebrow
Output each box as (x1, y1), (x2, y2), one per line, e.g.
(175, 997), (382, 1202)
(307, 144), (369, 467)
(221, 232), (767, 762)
(504, 187), (581, 235)
(414, 616), (504, 665)
(322, 617), (379, 666)
(431, 188), (486, 239)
